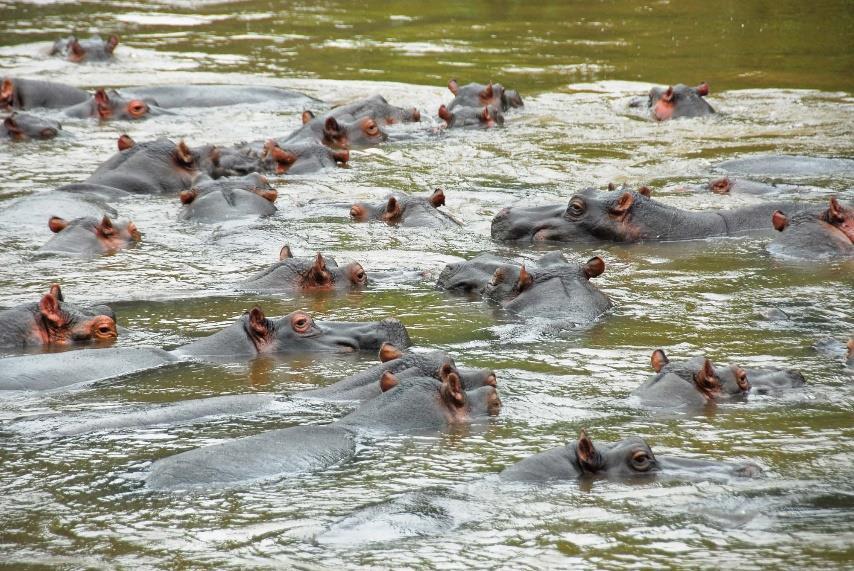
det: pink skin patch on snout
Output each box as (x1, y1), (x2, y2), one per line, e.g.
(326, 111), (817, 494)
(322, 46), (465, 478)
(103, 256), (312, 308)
(533, 229), (551, 241)
(653, 100), (674, 121)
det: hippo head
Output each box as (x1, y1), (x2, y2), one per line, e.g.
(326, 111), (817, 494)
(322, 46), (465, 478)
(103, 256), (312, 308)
(24, 287), (117, 347)
(47, 215), (141, 255)
(0, 78), (16, 110)
(438, 104), (504, 129)
(448, 80), (505, 108)
(117, 133), (135, 151)
(262, 140), (349, 174)
(648, 83), (715, 121)
(771, 198), (854, 258)
(651, 349), (749, 400)
(92, 89), (150, 121)
(64, 35), (119, 62)
(570, 429), (660, 479)
(177, 307), (410, 358)
(293, 252), (368, 291)
(322, 116), (387, 149)
(3, 113), (61, 140)
(350, 188), (446, 225)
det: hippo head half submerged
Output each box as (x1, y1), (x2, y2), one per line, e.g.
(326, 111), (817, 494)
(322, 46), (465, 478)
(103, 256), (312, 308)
(500, 429), (762, 482)
(64, 89), (155, 121)
(260, 140), (349, 174)
(646, 82), (715, 121)
(178, 173), (277, 223)
(320, 115), (387, 149)
(2, 113), (61, 141)
(175, 307), (411, 358)
(447, 80), (524, 111)
(328, 94), (421, 125)
(51, 34), (119, 62)
(0, 285), (117, 350)
(350, 188), (461, 228)
(40, 215), (141, 256)
(242, 250), (368, 293)
(438, 104), (504, 129)
(644, 349), (751, 404)
(770, 197), (854, 259)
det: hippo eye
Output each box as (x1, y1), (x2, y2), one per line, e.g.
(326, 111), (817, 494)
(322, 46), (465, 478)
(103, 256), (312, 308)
(291, 313), (312, 333)
(364, 121), (379, 136)
(355, 269), (366, 282)
(128, 102), (148, 117)
(567, 198), (586, 217)
(631, 450), (652, 472)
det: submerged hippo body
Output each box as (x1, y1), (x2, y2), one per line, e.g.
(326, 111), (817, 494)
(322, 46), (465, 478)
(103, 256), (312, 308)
(500, 429), (761, 482)
(0, 192), (117, 229)
(635, 83), (715, 121)
(350, 188), (461, 228)
(717, 155), (854, 178)
(116, 84), (316, 109)
(63, 89), (164, 121)
(1, 77), (89, 110)
(179, 173), (277, 222)
(51, 34), (118, 62)
(39, 215), (141, 256)
(328, 94), (420, 125)
(491, 187), (815, 243)
(0, 286), (116, 351)
(241, 250), (367, 293)
(1, 113), (61, 140)
(447, 80), (524, 111)
(768, 198), (854, 259)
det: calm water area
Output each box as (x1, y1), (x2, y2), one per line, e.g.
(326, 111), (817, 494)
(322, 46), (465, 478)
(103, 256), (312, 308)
(0, 1), (852, 568)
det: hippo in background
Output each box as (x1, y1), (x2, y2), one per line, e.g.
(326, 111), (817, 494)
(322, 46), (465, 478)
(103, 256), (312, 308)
(350, 188), (461, 228)
(326, 94), (421, 125)
(228, 139), (350, 176)
(1, 113), (61, 141)
(716, 155), (854, 178)
(146, 369), (500, 490)
(0, 284), (117, 351)
(51, 34), (119, 62)
(629, 82), (715, 121)
(115, 84), (317, 109)
(178, 173), (277, 223)
(446, 80), (524, 111)
(39, 215), (141, 256)
(500, 429), (761, 482)
(491, 186), (815, 243)
(63, 89), (167, 121)
(769, 197), (853, 259)
(283, 113), (387, 150)
(1, 77), (89, 110)
(240, 249), (367, 293)
(438, 104), (504, 129)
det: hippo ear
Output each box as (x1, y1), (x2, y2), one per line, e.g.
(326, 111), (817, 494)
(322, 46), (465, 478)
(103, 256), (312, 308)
(324, 116), (341, 135)
(448, 79), (459, 95)
(278, 245), (293, 260)
(179, 189), (197, 204)
(479, 106), (490, 123)
(695, 82), (709, 97)
(438, 104), (453, 123)
(576, 428), (603, 473)
(97, 216), (115, 237)
(332, 149), (349, 164)
(515, 265), (533, 293)
(637, 186), (652, 198)
(106, 35), (119, 54)
(694, 358), (719, 388)
(731, 365), (750, 392)
(441, 371), (466, 408)
(117, 134), (135, 151)
(848, 338), (853, 360)
(379, 342), (403, 363)
(3, 115), (22, 137)
(480, 82), (494, 101)
(583, 256), (605, 279)
(248, 306), (270, 337)
(438, 361), (455, 382)
(379, 371), (398, 393)
(771, 210), (789, 232)
(94, 88), (110, 106)
(489, 267), (505, 286)
(48, 216), (68, 233)
(1, 78), (13, 101)
(175, 140), (194, 167)
(311, 252), (328, 273)
(127, 221), (141, 241)
(38, 293), (64, 326)
(384, 196), (402, 220)
(609, 192), (634, 217)
(69, 37), (86, 59)
(650, 349), (669, 372)
(429, 188), (445, 208)
(607, 182), (616, 191)
(301, 110), (315, 124)
(662, 86), (674, 103)
(48, 283), (64, 302)
(709, 177), (732, 194)
(827, 197), (844, 223)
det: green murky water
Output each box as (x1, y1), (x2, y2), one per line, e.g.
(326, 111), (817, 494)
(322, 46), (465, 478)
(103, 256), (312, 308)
(1, 1), (852, 569)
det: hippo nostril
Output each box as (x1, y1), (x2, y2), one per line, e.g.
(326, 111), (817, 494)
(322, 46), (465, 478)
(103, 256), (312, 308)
(410, 108), (421, 122)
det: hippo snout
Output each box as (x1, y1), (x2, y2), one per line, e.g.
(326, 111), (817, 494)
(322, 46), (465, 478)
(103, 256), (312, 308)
(376, 317), (411, 349)
(733, 462), (764, 478)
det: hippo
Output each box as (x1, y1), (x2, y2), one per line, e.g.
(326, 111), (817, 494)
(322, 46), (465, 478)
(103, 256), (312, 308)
(0, 285), (116, 350)
(1, 77), (89, 110)
(50, 34), (119, 62)
(705, 177), (781, 195)
(39, 215), (141, 256)
(1, 113), (61, 141)
(350, 188), (461, 228)
(716, 155), (854, 178)
(0, 192), (117, 228)
(768, 198), (854, 259)
(500, 429), (761, 482)
(326, 94), (420, 125)
(491, 186), (815, 243)
(145, 371), (500, 490)
(63, 89), (166, 121)
(438, 104), (504, 129)
(115, 84), (317, 108)
(178, 173), (277, 222)
(283, 114), (387, 149)
(302, 343), (497, 402)
(631, 82), (715, 121)
(447, 80), (524, 111)
(437, 251), (580, 295)
(58, 138), (199, 197)
(232, 139), (350, 175)
(241, 249), (367, 293)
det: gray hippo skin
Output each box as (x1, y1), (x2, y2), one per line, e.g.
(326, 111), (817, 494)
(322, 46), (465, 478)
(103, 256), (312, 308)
(241, 249), (367, 293)
(39, 215), (141, 256)
(0, 285), (116, 350)
(116, 84), (317, 108)
(350, 188), (461, 228)
(326, 94), (420, 125)
(705, 177), (781, 195)
(1, 113), (61, 140)
(491, 186), (815, 243)
(178, 173), (277, 222)
(63, 89), (167, 121)
(631, 82), (715, 121)
(50, 34), (118, 62)
(768, 198), (854, 259)
(58, 138), (199, 198)
(227, 139), (349, 176)
(446, 80), (524, 111)
(146, 370), (500, 490)
(500, 429), (761, 482)
(438, 104), (504, 129)
(436, 251), (569, 295)
(1, 77), (89, 110)
(282, 114), (387, 149)
(717, 155), (854, 178)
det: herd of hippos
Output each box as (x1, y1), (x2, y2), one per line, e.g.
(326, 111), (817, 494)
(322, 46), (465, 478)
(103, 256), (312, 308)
(1, 34), (852, 491)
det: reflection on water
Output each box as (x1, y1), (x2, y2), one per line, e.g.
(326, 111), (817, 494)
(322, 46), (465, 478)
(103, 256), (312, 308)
(0, 0), (853, 568)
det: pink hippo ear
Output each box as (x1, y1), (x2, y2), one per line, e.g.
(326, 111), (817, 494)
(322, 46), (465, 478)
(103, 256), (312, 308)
(324, 116), (341, 136)
(448, 79), (460, 95)
(650, 349), (669, 372)
(637, 186), (652, 198)
(583, 256), (605, 279)
(379, 371), (398, 392)
(383, 196), (402, 222)
(69, 37), (86, 61)
(94, 89), (112, 119)
(278, 245), (293, 260)
(1, 78), (14, 102)
(179, 189), (198, 204)
(771, 210), (789, 232)
(3, 115), (22, 138)
(696, 82), (710, 97)
(827, 197), (844, 223)
(438, 104), (453, 124)
(106, 35), (119, 54)
(48, 216), (68, 233)
(576, 428), (603, 473)
(429, 188), (445, 208)
(248, 306), (269, 338)
(301, 110), (315, 124)
(97, 215), (115, 238)
(515, 265), (533, 293)
(175, 140), (194, 167)
(379, 342), (404, 363)
(610, 192), (634, 217)
(48, 283), (64, 302)
(479, 82), (494, 101)
(38, 293), (64, 326)
(661, 86), (674, 103)
(440, 371), (466, 407)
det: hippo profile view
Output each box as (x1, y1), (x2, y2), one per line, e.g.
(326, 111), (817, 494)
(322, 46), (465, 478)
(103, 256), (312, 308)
(769, 197), (853, 259)
(631, 82), (715, 121)
(438, 104), (503, 129)
(63, 88), (163, 121)
(446, 80), (524, 111)
(350, 188), (461, 228)
(1, 113), (61, 141)
(283, 113), (387, 150)
(1, 77), (89, 110)
(326, 94), (421, 125)
(241, 249), (367, 293)
(50, 34), (119, 62)
(39, 215), (141, 256)
(116, 84), (317, 109)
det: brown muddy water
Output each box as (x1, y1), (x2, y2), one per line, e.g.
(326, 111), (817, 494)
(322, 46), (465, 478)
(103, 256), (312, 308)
(1, 1), (853, 569)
